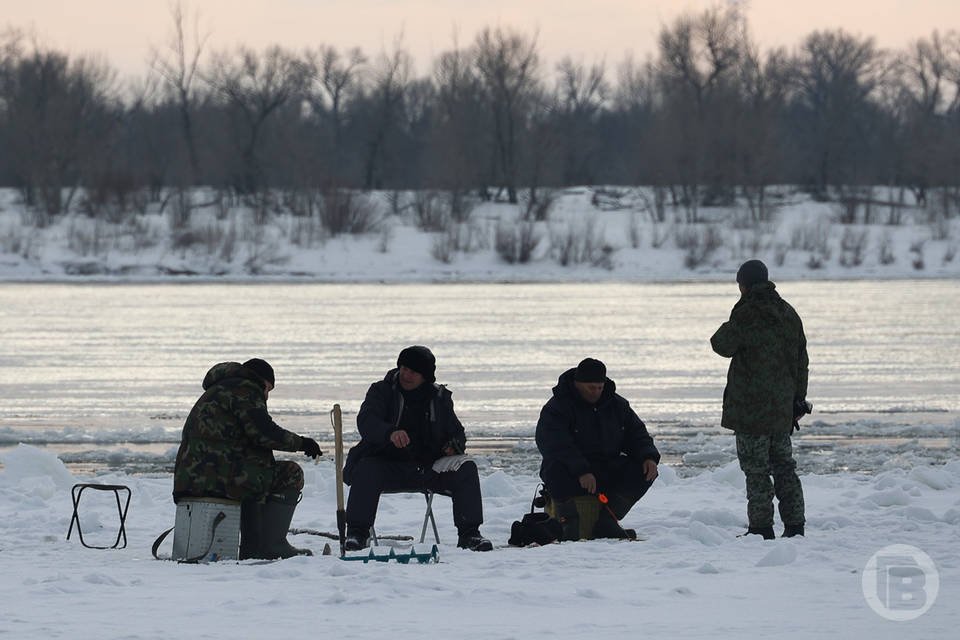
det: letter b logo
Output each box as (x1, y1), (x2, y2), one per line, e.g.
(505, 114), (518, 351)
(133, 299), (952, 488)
(863, 545), (939, 621)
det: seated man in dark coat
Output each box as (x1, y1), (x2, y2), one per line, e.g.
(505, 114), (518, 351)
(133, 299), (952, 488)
(173, 358), (322, 560)
(535, 358), (660, 540)
(342, 346), (492, 551)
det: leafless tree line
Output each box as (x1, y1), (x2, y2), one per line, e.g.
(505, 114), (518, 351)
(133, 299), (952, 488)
(2, 5), (960, 225)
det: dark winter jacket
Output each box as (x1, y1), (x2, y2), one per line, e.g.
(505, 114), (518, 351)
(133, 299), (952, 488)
(535, 369), (660, 482)
(173, 362), (304, 502)
(343, 369), (466, 484)
(711, 281), (809, 435)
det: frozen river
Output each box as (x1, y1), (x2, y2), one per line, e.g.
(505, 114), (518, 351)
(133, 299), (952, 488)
(1, 280), (958, 474)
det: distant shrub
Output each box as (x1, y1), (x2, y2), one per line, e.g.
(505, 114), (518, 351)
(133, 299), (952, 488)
(495, 220), (540, 264)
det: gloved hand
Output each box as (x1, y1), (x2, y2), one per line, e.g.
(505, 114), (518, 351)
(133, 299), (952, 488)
(792, 397), (812, 431)
(301, 437), (322, 459)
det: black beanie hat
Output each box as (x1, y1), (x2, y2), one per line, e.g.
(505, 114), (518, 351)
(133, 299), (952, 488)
(574, 358), (606, 383)
(736, 259), (769, 288)
(243, 358), (275, 387)
(397, 346), (436, 383)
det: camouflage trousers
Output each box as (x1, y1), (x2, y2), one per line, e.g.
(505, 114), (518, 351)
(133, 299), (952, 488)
(270, 460), (305, 496)
(735, 433), (805, 528)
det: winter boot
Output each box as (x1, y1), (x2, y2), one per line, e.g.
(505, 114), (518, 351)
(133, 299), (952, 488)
(259, 490), (313, 559)
(554, 499), (582, 541)
(782, 524), (805, 538)
(591, 507), (636, 540)
(239, 500), (263, 560)
(457, 528), (493, 552)
(744, 525), (776, 540)
(343, 526), (370, 552)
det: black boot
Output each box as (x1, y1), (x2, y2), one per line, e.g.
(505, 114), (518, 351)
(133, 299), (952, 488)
(745, 525), (775, 540)
(592, 508), (636, 540)
(782, 524), (805, 538)
(555, 499), (582, 541)
(343, 526), (369, 552)
(457, 528), (493, 552)
(239, 500), (263, 560)
(260, 490), (313, 559)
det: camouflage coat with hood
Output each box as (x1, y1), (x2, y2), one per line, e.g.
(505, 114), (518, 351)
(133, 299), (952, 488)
(173, 362), (305, 502)
(711, 281), (809, 435)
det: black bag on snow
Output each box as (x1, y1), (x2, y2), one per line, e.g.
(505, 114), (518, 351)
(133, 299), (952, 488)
(508, 485), (562, 547)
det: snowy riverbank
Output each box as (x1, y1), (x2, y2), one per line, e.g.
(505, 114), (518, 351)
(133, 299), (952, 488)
(1, 186), (958, 283)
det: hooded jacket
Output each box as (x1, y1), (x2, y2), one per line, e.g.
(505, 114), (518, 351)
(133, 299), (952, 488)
(535, 368), (660, 481)
(173, 362), (304, 502)
(711, 281), (809, 435)
(343, 368), (466, 483)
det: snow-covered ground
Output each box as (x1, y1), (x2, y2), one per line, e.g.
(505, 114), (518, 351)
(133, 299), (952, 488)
(1, 186), (958, 283)
(1, 444), (956, 639)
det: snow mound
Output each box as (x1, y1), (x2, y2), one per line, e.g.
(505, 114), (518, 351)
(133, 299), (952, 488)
(0, 444), (75, 489)
(865, 489), (912, 507)
(688, 521), (727, 546)
(755, 543), (798, 567)
(909, 466), (954, 490)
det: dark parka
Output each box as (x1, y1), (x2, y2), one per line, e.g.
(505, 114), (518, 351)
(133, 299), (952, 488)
(536, 369), (660, 481)
(173, 362), (305, 502)
(711, 281), (809, 435)
(343, 369), (466, 483)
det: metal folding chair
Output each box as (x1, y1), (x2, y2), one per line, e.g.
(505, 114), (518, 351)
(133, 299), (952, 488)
(66, 483), (131, 549)
(370, 490), (447, 545)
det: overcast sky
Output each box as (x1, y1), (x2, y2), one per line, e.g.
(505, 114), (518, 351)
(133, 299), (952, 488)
(4, 0), (959, 78)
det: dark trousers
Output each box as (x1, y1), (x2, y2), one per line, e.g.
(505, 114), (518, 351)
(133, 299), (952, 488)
(541, 455), (654, 517)
(345, 457), (484, 533)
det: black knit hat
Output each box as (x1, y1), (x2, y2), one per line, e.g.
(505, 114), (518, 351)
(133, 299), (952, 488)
(397, 346), (436, 383)
(736, 259), (769, 288)
(574, 358), (606, 383)
(243, 358), (275, 387)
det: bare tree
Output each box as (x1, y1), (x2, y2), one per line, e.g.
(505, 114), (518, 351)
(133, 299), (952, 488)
(429, 38), (486, 214)
(892, 31), (960, 206)
(473, 27), (542, 204)
(736, 46), (792, 221)
(149, 0), (209, 183)
(205, 45), (303, 195)
(655, 5), (745, 220)
(791, 30), (887, 197)
(2, 44), (119, 220)
(302, 44), (366, 178)
(555, 56), (609, 184)
(356, 37), (411, 190)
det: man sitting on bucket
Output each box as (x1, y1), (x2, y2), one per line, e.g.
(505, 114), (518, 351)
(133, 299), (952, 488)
(342, 345), (492, 552)
(535, 358), (660, 541)
(173, 358), (323, 560)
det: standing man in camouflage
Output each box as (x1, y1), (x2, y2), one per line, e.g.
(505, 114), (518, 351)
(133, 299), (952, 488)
(174, 358), (323, 559)
(711, 260), (810, 539)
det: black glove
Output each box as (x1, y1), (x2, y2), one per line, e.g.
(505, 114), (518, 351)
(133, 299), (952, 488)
(792, 397), (812, 431)
(301, 437), (322, 459)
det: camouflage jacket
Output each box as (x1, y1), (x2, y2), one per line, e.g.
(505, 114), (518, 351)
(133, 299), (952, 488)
(173, 362), (304, 502)
(536, 368), (660, 480)
(711, 282), (809, 435)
